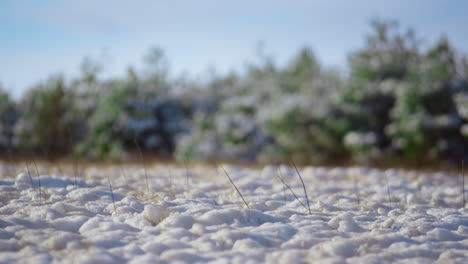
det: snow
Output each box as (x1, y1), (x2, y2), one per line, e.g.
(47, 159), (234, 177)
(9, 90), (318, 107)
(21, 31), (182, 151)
(143, 204), (168, 225)
(0, 162), (467, 263)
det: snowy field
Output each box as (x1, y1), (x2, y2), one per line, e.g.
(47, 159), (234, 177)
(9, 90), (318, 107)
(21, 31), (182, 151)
(0, 162), (467, 263)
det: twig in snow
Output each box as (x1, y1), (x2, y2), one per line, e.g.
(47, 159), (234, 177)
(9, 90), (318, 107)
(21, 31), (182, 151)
(290, 159), (311, 215)
(276, 168), (308, 212)
(221, 166), (249, 209)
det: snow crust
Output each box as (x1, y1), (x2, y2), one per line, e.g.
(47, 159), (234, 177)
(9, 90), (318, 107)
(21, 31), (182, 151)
(0, 163), (467, 263)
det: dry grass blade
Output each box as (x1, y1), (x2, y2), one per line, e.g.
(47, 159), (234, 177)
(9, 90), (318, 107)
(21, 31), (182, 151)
(276, 168), (308, 212)
(462, 160), (465, 208)
(134, 138), (149, 195)
(221, 166), (249, 209)
(384, 171), (392, 206)
(107, 174), (117, 215)
(281, 181), (287, 202)
(72, 158), (78, 187)
(6, 146), (18, 177)
(32, 159), (42, 204)
(66, 124), (78, 186)
(119, 163), (129, 186)
(290, 159), (311, 215)
(167, 167), (173, 181)
(183, 159), (190, 190)
(25, 163), (34, 189)
(352, 173), (361, 207)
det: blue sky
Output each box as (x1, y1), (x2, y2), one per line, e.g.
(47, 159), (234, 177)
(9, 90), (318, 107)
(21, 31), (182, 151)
(1, 0), (467, 98)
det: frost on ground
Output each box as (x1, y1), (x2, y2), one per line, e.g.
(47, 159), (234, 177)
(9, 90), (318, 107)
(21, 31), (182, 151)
(0, 162), (467, 263)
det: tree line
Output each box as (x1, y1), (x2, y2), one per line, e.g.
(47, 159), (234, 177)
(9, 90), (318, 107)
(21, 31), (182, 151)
(1, 20), (467, 168)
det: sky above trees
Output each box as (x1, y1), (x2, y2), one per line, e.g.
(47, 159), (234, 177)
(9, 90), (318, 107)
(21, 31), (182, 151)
(1, 0), (467, 98)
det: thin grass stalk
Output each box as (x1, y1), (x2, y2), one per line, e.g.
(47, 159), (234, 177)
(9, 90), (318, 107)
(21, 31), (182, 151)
(384, 171), (392, 206)
(134, 138), (149, 196)
(32, 159), (42, 204)
(65, 119), (78, 186)
(353, 173), (361, 207)
(6, 145), (18, 177)
(277, 168), (308, 211)
(107, 174), (117, 215)
(66, 123), (78, 186)
(221, 166), (249, 209)
(167, 167), (173, 181)
(25, 162), (34, 189)
(183, 159), (190, 191)
(72, 157), (78, 187)
(462, 160), (465, 208)
(119, 162), (129, 186)
(290, 159), (311, 215)
(282, 182), (287, 202)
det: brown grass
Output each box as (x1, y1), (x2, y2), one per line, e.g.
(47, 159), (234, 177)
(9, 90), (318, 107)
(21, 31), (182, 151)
(107, 174), (117, 215)
(221, 165), (249, 209)
(290, 159), (311, 215)
(276, 168), (308, 212)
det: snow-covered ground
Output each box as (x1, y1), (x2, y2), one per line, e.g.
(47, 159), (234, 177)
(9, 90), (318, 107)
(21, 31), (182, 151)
(0, 162), (467, 263)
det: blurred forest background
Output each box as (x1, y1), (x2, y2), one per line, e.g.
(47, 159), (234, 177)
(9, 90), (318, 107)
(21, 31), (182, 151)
(1, 20), (468, 168)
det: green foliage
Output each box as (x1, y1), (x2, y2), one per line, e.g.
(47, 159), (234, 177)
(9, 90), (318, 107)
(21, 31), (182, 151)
(0, 86), (17, 150)
(76, 79), (137, 160)
(349, 19), (420, 81)
(387, 38), (466, 163)
(15, 76), (76, 156)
